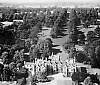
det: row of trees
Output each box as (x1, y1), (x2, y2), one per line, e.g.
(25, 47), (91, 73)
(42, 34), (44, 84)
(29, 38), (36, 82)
(50, 9), (68, 38)
(50, 8), (99, 39)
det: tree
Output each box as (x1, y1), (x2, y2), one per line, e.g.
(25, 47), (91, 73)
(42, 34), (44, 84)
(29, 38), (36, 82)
(30, 47), (40, 62)
(45, 38), (53, 44)
(35, 71), (48, 82)
(75, 51), (87, 63)
(0, 63), (4, 80)
(15, 67), (28, 82)
(50, 23), (59, 38)
(87, 46), (97, 68)
(69, 47), (76, 58)
(50, 9), (68, 38)
(16, 67), (28, 85)
(53, 9), (68, 28)
(86, 31), (96, 44)
(69, 29), (78, 45)
(71, 71), (88, 84)
(0, 29), (15, 45)
(94, 25), (100, 37)
(78, 31), (85, 44)
(90, 74), (99, 84)
(1, 51), (11, 64)
(30, 38), (53, 60)
(13, 49), (25, 64)
(63, 41), (73, 53)
(9, 62), (16, 70)
(44, 38), (53, 50)
(67, 20), (76, 33)
(91, 39), (100, 49)
(95, 46), (100, 68)
(45, 15), (54, 28)
(3, 66), (13, 81)
(29, 25), (41, 44)
(69, 9), (80, 26)
(83, 20), (90, 28)
(13, 50), (20, 63)
(16, 23), (31, 39)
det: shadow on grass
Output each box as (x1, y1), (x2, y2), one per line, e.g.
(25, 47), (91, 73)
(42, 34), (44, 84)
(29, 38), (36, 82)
(52, 48), (62, 55)
(88, 26), (93, 28)
(60, 29), (67, 32)
(55, 33), (67, 38)
(58, 32), (67, 36)
(52, 45), (60, 47)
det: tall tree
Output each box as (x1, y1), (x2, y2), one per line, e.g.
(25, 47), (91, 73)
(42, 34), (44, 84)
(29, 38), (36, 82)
(69, 28), (79, 45)
(69, 9), (80, 26)
(95, 46), (100, 68)
(86, 31), (96, 44)
(94, 25), (100, 37)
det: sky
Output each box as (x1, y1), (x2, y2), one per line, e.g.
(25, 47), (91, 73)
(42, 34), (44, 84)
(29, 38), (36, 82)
(0, 0), (99, 3)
